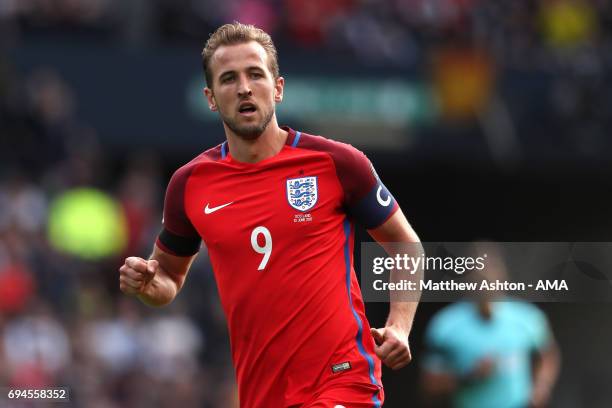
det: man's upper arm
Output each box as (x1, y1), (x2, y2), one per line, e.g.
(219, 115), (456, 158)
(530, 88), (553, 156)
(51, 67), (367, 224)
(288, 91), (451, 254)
(521, 303), (553, 352)
(367, 209), (420, 244)
(154, 162), (203, 289)
(421, 315), (458, 396)
(152, 242), (197, 291)
(312, 138), (398, 229)
(526, 305), (559, 365)
(157, 163), (202, 256)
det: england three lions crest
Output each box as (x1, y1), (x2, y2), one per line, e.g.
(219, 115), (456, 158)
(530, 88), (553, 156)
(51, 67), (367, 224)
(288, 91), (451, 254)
(286, 176), (318, 212)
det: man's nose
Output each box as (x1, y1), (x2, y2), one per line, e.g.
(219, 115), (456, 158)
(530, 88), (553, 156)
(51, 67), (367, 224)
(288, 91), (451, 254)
(237, 74), (252, 97)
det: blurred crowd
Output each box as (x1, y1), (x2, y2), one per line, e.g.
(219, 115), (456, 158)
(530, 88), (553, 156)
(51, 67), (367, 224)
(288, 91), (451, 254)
(1, 0), (611, 69)
(0, 67), (238, 406)
(2, 0), (611, 161)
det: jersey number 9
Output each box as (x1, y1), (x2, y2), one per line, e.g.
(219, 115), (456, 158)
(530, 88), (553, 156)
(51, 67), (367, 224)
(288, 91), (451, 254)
(250, 226), (272, 270)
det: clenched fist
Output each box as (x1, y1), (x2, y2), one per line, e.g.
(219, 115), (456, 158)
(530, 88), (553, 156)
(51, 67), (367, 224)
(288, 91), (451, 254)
(119, 257), (158, 296)
(371, 326), (412, 370)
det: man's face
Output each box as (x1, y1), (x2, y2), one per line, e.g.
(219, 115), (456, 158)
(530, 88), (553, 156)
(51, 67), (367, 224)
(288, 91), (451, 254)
(204, 41), (284, 140)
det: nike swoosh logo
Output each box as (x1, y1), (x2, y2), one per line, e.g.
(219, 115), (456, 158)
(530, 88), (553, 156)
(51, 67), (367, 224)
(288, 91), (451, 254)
(204, 202), (234, 214)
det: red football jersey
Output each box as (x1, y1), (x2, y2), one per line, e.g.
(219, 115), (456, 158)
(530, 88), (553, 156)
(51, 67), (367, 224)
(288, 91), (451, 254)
(157, 127), (398, 407)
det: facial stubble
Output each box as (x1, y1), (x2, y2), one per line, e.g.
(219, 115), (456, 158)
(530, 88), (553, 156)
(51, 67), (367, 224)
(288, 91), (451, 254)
(217, 103), (274, 140)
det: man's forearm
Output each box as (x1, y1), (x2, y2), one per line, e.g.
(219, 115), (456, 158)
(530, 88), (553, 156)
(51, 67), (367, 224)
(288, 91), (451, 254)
(137, 268), (179, 307)
(386, 241), (423, 334)
(531, 344), (561, 405)
(386, 300), (418, 334)
(367, 210), (422, 341)
(386, 266), (420, 334)
(422, 371), (460, 398)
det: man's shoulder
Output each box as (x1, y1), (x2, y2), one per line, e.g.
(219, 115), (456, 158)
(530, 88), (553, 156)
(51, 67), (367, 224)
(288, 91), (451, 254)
(427, 303), (475, 342)
(295, 131), (370, 177)
(168, 143), (224, 184)
(296, 131), (364, 157)
(439, 302), (474, 321)
(499, 301), (547, 329)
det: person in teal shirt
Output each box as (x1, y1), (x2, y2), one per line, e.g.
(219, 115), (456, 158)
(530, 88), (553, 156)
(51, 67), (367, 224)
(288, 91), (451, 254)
(421, 300), (560, 408)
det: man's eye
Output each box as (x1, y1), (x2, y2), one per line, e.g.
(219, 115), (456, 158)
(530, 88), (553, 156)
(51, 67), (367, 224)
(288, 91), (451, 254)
(251, 73), (263, 79)
(221, 76), (234, 83)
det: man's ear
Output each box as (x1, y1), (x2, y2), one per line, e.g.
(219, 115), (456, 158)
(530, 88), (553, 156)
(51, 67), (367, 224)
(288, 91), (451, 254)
(204, 87), (217, 111)
(274, 76), (284, 103)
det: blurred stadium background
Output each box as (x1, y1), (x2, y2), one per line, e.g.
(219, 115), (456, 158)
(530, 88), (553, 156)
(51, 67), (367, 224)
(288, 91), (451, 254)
(1, 0), (612, 407)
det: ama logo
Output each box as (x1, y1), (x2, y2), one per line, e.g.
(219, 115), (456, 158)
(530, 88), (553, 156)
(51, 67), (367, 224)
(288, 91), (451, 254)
(286, 176), (318, 212)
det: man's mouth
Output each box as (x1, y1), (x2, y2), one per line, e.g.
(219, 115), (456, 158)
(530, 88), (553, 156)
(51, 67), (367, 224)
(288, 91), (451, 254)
(238, 102), (257, 115)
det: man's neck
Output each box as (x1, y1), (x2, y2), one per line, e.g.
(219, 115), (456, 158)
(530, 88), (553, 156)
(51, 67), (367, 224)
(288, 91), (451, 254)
(477, 301), (493, 320)
(225, 120), (288, 163)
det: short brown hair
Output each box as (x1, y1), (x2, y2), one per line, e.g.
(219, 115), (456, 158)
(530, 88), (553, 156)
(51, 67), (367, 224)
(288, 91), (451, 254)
(202, 22), (279, 88)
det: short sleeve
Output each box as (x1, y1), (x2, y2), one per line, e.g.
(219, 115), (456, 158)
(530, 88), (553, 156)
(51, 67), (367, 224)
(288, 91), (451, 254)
(524, 305), (550, 351)
(156, 164), (202, 256)
(329, 142), (399, 229)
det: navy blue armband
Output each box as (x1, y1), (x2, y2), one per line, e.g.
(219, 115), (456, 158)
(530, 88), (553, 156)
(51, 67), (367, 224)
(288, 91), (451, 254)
(347, 180), (398, 229)
(157, 228), (201, 256)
